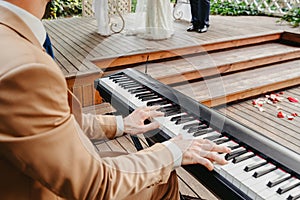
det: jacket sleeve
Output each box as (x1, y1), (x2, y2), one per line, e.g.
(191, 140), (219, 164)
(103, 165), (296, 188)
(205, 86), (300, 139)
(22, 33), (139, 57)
(0, 63), (174, 199)
(82, 113), (118, 140)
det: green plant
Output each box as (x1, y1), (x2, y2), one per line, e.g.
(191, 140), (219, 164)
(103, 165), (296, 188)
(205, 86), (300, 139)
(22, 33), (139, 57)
(44, 0), (82, 19)
(279, 7), (300, 27)
(210, 0), (263, 16)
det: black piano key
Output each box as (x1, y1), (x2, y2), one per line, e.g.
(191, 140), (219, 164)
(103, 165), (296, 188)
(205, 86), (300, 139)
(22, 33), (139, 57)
(232, 152), (255, 164)
(182, 122), (203, 130)
(118, 81), (136, 85)
(147, 99), (168, 106)
(118, 81), (138, 85)
(129, 87), (148, 94)
(175, 116), (195, 125)
(136, 92), (153, 98)
(267, 174), (291, 187)
(277, 179), (300, 194)
(170, 115), (185, 122)
(159, 106), (180, 113)
(114, 78), (131, 83)
(244, 160), (267, 172)
(141, 95), (159, 101)
(138, 94), (157, 100)
(212, 137), (230, 145)
(253, 165), (277, 178)
(225, 147), (247, 160)
(203, 134), (221, 141)
(164, 110), (181, 117)
(193, 128), (213, 137)
(123, 84), (141, 89)
(187, 124), (209, 133)
(227, 143), (240, 150)
(287, 189), (300, 200)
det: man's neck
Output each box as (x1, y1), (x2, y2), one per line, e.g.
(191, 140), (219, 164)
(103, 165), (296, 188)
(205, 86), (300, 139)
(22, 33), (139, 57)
(4, 0), (47, 19)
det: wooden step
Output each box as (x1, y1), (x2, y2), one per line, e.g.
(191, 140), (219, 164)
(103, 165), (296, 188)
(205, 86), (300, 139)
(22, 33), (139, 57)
(132, 41), (300, 84)
(92, 31), (284, 70)
(173, 59), (300, 107)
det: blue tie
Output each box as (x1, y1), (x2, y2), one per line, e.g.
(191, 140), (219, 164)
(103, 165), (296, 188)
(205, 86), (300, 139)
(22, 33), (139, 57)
(43, 33), (54, 58)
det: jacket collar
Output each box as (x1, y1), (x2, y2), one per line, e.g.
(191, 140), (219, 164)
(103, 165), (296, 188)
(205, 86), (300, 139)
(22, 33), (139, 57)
(0, 5), (43, 50)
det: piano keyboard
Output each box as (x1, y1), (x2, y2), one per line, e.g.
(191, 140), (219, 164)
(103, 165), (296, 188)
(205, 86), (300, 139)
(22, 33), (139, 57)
(95, 68), (300, 200)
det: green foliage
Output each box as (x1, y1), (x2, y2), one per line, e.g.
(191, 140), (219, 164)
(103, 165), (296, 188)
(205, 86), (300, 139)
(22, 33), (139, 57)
(279, 7), (300, 27)
(210, 0), (263, 16)
(44, 0), (82, 19)
(210, 1), (299, 27)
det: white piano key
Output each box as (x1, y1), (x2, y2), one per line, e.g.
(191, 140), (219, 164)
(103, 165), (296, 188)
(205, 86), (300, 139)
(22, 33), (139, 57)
(220, 155), (261, 184)
(256, 177), (300, 200)
(242, 169), (288, 199)
(286, 186), (300, 200)
(267, 186), (300, 200)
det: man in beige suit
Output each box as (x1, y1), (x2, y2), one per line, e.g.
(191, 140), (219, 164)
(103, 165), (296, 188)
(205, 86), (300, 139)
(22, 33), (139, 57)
(0, 0), (230, 199)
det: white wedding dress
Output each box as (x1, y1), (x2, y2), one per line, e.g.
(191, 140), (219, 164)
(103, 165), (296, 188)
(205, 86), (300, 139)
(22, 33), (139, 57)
(126, 0), (174, 40)
(93, 0), (110, 36)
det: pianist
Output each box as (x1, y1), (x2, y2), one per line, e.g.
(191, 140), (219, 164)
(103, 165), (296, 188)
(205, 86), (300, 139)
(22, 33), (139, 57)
(0, 0), (230, 199)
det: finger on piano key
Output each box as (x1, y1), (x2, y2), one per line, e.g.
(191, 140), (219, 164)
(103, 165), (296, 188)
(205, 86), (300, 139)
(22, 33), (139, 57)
(225, 146), (247, 160)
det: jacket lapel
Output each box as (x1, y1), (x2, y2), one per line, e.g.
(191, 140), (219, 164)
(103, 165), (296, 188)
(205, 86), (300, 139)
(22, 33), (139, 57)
(0, 6), (43, 50)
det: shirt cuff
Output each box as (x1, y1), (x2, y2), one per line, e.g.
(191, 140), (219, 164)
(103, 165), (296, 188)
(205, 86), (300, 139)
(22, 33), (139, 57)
(115, 116), (124, 137)
(162, 140), (182, 169)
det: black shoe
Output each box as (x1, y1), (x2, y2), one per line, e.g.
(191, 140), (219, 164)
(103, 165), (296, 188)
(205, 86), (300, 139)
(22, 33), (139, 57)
(187, 25), (199, 32)
(197, 25), (208, 33)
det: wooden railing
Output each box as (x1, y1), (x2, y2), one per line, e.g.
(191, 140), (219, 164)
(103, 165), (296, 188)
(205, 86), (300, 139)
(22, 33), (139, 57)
(82, 0), (131, 17)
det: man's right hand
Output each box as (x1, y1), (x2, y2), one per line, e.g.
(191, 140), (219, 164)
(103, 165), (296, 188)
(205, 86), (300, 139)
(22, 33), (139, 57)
(170, 135), (231, 171)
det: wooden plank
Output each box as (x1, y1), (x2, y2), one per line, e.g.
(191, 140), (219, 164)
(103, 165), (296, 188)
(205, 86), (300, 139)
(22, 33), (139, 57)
(216, 84), (300, 153)
(91, 31), (283, 69)
(176, 167), (219, 199)
(130, 42), (300, 84)
(217, 104), (300, 152)
(173, 59), (300, 107)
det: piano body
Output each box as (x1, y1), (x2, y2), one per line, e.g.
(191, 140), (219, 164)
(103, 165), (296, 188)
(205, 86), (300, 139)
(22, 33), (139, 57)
(95, 68), (300, 200)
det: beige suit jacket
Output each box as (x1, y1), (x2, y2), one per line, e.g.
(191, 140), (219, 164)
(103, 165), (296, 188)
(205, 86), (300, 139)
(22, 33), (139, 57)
(0, 6), (174, 200)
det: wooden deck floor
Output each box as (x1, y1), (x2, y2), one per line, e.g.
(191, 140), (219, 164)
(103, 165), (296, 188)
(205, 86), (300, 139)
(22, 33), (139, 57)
(45, 14), (300, 199)
(43, 14), (299, 107)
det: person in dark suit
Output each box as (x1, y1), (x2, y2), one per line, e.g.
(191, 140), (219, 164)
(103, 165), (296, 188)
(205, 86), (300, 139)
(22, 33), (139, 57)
(0, 0), (230, 199)
(187, 0), (210, 33)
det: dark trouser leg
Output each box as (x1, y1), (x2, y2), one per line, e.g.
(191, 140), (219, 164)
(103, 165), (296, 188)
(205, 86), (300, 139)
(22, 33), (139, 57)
(190, 0), (201, 28)
(199, 0), (210, 28)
